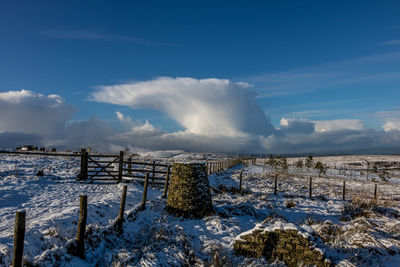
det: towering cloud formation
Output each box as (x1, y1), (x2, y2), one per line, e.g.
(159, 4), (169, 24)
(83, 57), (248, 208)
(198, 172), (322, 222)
(92, 77), (275, 137)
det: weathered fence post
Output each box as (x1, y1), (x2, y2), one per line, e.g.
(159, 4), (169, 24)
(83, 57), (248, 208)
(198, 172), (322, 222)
(239, 170), (243, 193)
(128, 157), (132, 175)
(162, 165), (171, 198)
(115, 185), (127, 233)
(152, 161), (156, 185)
(342, 180), (346, 201)
(309, 177), (313, 200)
(12, 210), (26, 267)
(374, 183), (377, 200)
(78, 148), (88, 180)
(274, 174), (277, 195)
(140, 173), (149, 210)
(118, 151), (124, 183)
(76, 195), (87, 258)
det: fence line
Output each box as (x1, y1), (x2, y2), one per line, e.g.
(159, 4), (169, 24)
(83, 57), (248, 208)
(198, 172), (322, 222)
(1, 149), (243, 183)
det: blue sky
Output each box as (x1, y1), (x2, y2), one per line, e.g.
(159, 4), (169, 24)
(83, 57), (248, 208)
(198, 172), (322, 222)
(1, 1), (400, 153)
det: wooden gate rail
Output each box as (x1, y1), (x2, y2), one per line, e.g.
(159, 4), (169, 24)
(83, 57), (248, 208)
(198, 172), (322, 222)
(78, 149), (173, 183)
(122, 160), (169, 167)
(87, 155), (119, 180)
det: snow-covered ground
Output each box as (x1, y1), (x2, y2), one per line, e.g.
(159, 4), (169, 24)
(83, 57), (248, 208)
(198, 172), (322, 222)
(1, 154), (400, 266)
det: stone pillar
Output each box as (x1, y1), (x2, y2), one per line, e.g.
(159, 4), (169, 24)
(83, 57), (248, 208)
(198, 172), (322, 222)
(166, 163), (213, 218)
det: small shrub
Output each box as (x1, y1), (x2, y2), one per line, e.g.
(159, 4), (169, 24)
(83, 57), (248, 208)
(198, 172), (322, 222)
(207, 243), (238, 267)
(285, 200), (296, 208)
(313, 221), (343, 247)
(217, 184), (251, 195)
(341, 196), (381, 220)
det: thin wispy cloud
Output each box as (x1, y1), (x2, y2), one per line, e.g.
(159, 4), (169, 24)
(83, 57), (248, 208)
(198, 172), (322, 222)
(37, 29), (170, 46)
(246, 51), (400, 99)
(379, 39), (400, 45)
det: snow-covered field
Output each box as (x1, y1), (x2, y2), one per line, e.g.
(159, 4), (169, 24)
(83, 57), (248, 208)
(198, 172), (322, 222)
(1, 154), (400, 266)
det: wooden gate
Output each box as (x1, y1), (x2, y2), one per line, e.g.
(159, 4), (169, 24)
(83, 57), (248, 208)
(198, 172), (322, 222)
(87, 153), (121, 181)
(78, 149), (171, 185)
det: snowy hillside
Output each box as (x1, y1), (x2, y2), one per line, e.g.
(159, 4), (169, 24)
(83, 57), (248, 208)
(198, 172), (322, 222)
(1, 154), (400, 266)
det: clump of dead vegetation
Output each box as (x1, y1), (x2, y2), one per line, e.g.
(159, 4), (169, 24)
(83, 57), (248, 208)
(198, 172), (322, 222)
(213, 184), (251, 195)
(341, 195), (398, 221)
(284, 199), (296, 208)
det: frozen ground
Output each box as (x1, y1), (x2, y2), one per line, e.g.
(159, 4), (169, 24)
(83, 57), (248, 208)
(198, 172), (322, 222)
(1, 154), (400, 266)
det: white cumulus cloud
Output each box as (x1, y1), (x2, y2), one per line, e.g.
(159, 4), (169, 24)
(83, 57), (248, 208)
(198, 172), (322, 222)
(383, 121), (400, 132)
(313, 119), (365, 133)
(376, 110), (400, 132)
(0, 89), (75, 138)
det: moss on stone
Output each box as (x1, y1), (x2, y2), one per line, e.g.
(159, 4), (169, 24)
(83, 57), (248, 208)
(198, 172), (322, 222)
(166, 163), (213, 218)
(234, 221), (331, 267)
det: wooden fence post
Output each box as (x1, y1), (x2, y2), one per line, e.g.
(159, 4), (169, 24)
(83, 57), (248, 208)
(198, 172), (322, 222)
(162, 165), (171, 198)
(140, 173), (149, 210)
(374, 183), (377, 200)
(309, 177), (312, 200)
(239, 170), (243, 192)
(152, 161), (156, 186)
(342, 180), (346, 201)
(115, 185), (127, 233)
(128, 157), (132, 175)
(274, 174), (277, 196)
(78, 148), (87, 180)
(12, 210), (26, 267)
(118, 151), (124, 183)
(76, 195), (87, 258)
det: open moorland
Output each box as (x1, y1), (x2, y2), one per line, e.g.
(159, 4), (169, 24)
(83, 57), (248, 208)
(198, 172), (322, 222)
(1, 153), (400, 266)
